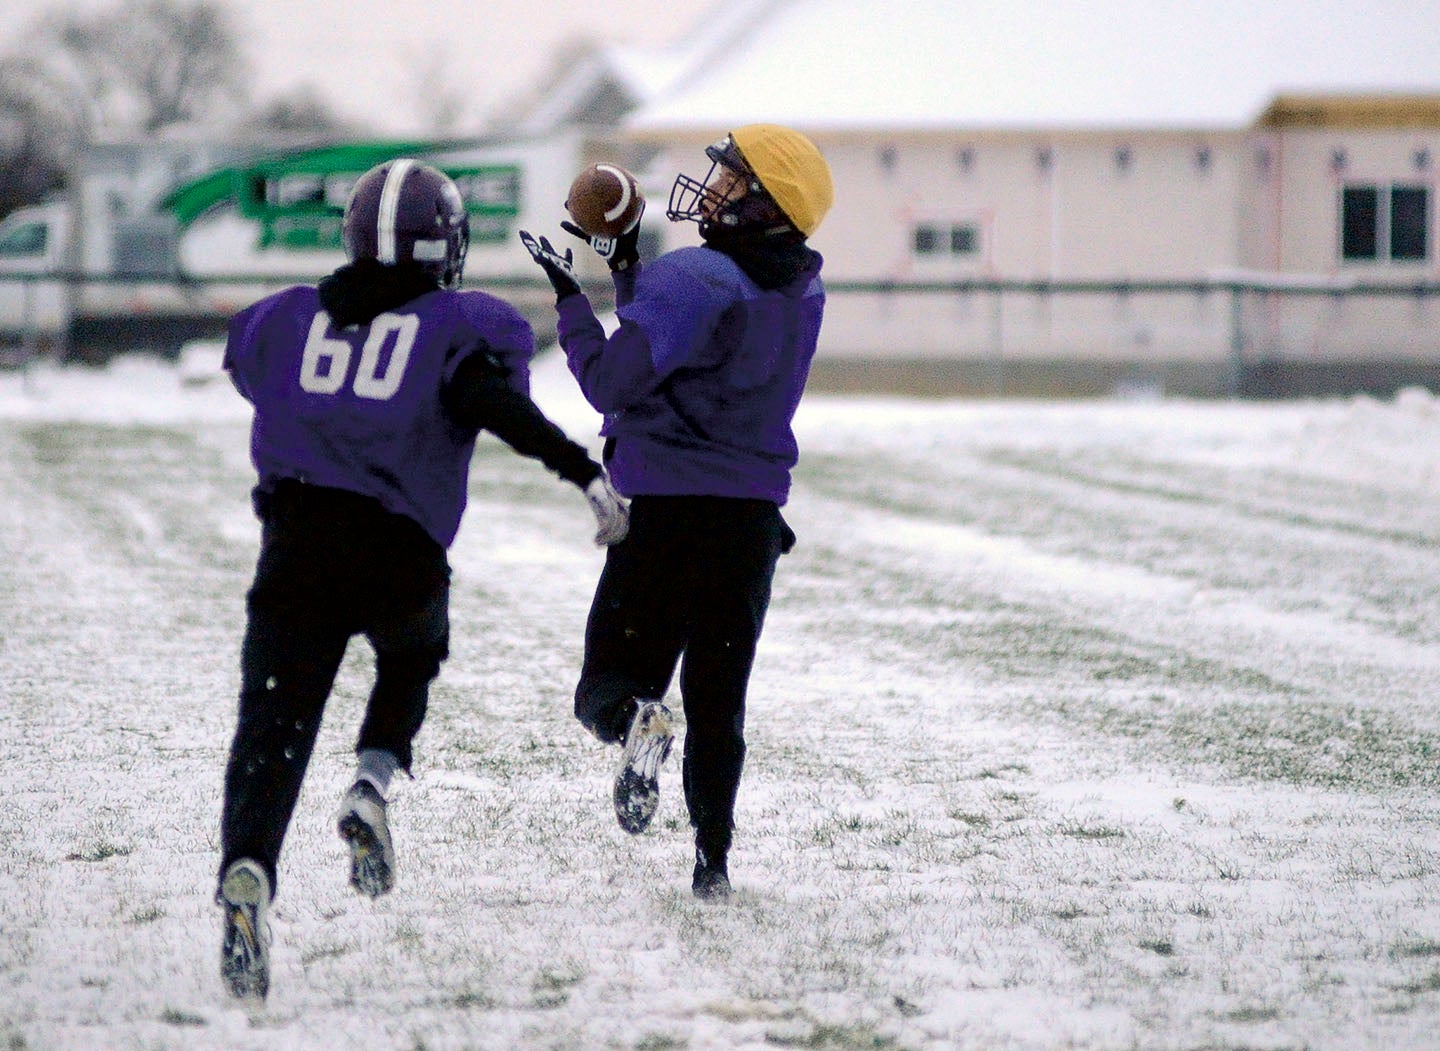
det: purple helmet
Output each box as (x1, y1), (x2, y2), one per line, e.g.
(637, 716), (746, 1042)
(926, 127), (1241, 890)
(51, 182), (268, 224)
(342, 158), (469, 289)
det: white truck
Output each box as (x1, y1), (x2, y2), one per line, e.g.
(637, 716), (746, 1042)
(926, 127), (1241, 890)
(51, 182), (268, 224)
(0, 194), (229, 362)
(0, 138), (254, 362)
(0, 199), (69, 356)
(0, 132), (594, 363)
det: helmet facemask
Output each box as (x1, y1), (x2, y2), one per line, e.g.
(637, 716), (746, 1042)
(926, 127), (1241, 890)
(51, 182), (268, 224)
(667, 135), (795, 240)
(418, 220), (468, 290)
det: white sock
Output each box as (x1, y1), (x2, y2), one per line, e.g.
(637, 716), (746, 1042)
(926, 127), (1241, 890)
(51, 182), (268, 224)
(355, 748), (399, 798)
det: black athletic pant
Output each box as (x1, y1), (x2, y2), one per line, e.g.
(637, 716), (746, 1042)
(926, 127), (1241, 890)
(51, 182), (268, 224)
(218, 481), (450, 894)
(575, 495), (793, 858)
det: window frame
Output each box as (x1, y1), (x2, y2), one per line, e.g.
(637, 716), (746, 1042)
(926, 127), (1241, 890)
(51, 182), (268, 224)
(1340, 181), (1431, 263)
(911, 221), (981, 261)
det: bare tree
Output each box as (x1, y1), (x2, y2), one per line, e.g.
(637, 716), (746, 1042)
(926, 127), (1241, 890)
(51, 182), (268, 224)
(0, 55), (88, 218)
(242, 85), (361, 138)
(403, 42), (473, 137)
(37, 0), (249, 135)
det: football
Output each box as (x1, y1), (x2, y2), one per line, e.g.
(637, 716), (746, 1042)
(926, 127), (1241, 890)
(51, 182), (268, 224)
(565, 163), (645, 238)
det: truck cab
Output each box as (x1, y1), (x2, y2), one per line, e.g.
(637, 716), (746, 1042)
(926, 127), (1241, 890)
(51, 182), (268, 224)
(0, 200), (70, 350)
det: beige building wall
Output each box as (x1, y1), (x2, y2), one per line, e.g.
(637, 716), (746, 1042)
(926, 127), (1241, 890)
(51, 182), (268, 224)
(1234, 123), (1440, 364)
(1241, 126), (1440, 276)
(628, 101), (1440, 394)
(783, 131), (1245, 373)
(805, 131), (1241, 283)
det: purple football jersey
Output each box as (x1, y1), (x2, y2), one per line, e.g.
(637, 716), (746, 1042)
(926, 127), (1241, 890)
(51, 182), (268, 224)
(556, 245), (824, 504)
(225, 284), (535, 546)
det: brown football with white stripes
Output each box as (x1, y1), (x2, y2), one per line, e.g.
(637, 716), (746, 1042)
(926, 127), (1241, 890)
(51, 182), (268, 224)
(565, 163), (645, 238)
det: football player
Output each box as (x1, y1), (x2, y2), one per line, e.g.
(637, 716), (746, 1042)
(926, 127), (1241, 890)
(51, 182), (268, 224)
(520, 124), (834, 901)
(216, 158), (627, 1001)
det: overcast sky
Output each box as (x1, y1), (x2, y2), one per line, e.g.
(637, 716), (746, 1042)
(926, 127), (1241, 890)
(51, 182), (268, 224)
(0, 0), (720, 135)
(3, 0), (1437, 137)
(633, 0), (1440, 130)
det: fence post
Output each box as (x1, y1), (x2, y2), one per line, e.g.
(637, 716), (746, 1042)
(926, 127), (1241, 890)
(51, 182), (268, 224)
(990, 286), (1005, 396)
(20, 277), (38, 395)
(1226, 284), (1245, 398)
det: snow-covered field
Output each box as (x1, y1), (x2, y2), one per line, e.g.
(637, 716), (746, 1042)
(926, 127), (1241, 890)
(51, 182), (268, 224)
(3, 351), (1440, 1051)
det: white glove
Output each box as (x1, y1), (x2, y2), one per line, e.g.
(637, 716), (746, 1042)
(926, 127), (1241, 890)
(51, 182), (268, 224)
(585, 474), (629, 546)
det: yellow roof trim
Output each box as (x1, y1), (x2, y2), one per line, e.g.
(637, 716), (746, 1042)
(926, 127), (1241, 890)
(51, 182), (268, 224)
(1256, 94), (1440, 129)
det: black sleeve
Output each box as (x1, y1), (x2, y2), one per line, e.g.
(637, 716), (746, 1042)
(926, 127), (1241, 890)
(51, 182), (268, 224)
(441, 351), (602, 490)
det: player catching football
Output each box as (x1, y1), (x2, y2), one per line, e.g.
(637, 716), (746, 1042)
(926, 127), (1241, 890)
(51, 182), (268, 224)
(216, 158), (628, 1001)
(520, 124), (834, 901)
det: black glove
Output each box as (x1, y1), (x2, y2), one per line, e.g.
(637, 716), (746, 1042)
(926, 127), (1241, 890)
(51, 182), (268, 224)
(561, 200), (644, 272)
(519, 231), (581, 302)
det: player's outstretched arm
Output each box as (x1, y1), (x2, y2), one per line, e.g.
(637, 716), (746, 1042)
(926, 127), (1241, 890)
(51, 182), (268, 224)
(442, 351), (627, 545)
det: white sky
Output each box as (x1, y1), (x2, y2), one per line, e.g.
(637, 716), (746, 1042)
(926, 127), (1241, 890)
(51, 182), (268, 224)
(634, 0), (1440, 130)
(2, 0), (1438, 134)
(5, 0), (1440, 139)
(0, 0), (721, 135)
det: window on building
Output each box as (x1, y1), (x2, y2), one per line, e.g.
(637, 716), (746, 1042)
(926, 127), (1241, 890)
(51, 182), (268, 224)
(913, 222), (979, 258)
(951, 225), (977, 254)
(1341, 186), (1379, 259)
(1341, 183), (1430, 262)
(1391, 185), (1429, 260)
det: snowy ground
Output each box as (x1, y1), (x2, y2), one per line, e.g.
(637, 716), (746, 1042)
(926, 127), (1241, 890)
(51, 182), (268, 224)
(3, 351), (1440, 1050)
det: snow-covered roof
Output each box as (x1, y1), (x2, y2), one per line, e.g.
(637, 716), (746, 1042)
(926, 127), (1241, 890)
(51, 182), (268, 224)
(506, 0), (774, 135)
(626, 0), (1440, 133)
(505, 45), (689, 135)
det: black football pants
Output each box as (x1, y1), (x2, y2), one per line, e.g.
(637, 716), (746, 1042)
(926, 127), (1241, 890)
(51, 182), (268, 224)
(218, 482), (450, 895)
(575, 495), (793, 858)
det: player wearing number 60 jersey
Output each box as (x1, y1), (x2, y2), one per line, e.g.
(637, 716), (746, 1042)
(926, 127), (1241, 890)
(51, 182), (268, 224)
(214, 158), (628, 1003)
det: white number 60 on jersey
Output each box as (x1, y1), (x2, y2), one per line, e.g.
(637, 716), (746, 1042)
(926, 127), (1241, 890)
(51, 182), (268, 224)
(298, 311), (419, 400)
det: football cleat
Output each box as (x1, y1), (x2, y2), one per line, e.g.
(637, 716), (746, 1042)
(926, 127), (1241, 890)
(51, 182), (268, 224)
(613, 701), (674, 835)
(219, 858), (271, 1001)
(337, 780), (395, 898)
(692, 847), (733, 902)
